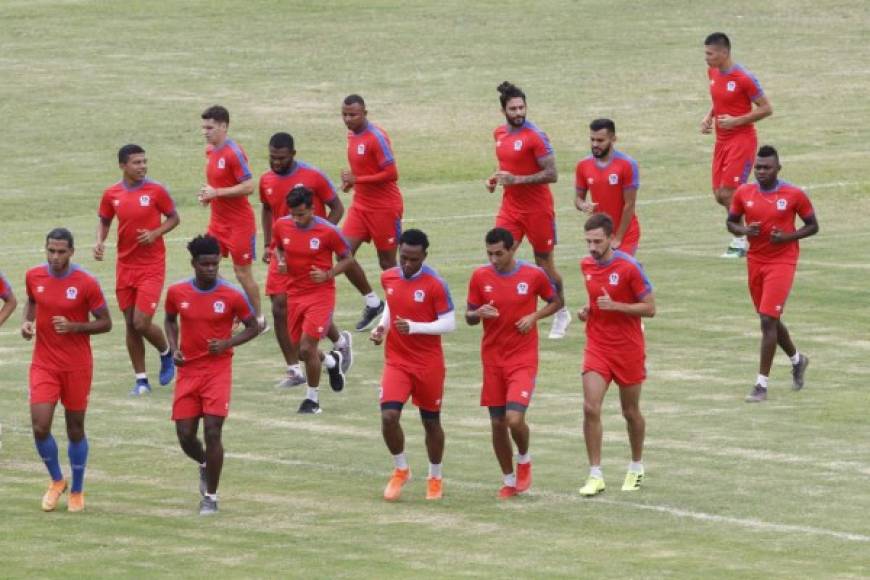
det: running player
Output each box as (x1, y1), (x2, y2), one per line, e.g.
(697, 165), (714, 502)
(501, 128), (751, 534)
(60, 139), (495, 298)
(466, 227), (560, 499)
(273, 186), (355, 414)
(164, 235), (259, 515)
(370, 229), (456, 501)
(0, 270), (16, 326)
(575, 119), (642, 255)
(23, 228), (112, 512)
(95, 144), (179, 395)
(727, 146), (817, 402)
(486, 81), (571, 339)
(198, 105), (266, 330)
(576, 214), (656, 497)
(701, 32), (773, 258)
(259, 132), (352, 387)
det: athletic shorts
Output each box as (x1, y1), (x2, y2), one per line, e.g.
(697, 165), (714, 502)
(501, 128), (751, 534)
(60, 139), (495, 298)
(748, 260), (796, 319)
(583, 345), (646, 387)
(480, 363), (536, 408)
(264, 256), (290, 296)
(172, 362), (232, 420)
(116, 264), (165, 316)
(380, 363), (445, 413)
(496, 209), (557, 255)
(342, 205), (402, 251)
(208, 225), (256, 266)
(29, 364), (93, 411)
(712, 134), (757, 190)
(287, 294), (334, 343)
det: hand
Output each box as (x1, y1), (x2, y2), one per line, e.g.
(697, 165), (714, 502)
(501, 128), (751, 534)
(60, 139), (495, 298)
(395, 317), (411, 335)
(770, 227), (786, 244)
(262, 249), (271, 265)
(485, 175), (498, 193)
(136, 228), (158, 245)
(493, 171), (517, 186)
(340, 170), (355, 192)
(476, 303), (500, 319)
(577, 305), (590, 322)
(597, 288), (618, 311)
(309, 266), (332, 283)
(745, 221), (761, 237)
(173, 350), (186, 367)
(277, 260), (287, 274)
(93, 241), (105, 261)
(199, 185), (218, 204)
(21, 320), (35, 340)
(716, 114), (739, 130)
(515, 313), (536, 334)
(700, 115), (713, 134)
(369, 325), (386, 345)
(575, 198), (597, 214)
(52, 316), (73, 334)
(207, 338), (229, 355)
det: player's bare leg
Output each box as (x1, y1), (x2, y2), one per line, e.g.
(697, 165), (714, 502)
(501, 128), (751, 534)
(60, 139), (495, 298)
(747, 315), (779, 402)
(422, 411), (445, 500)
(381, 405), (411, 500)
(716, 186), (747, 257)
(345, 236), (385, 331)
(618, 384), (645, 491)
(232, 263), (263, 325)
(202, 415), (225, 496)
(535, 251), (570, 339)
(778, 319), (809, 390)
(489, 407), (520, 498)
(175, 418), (206, 465)
(270, 294), (304, 388)
(579, 371), (609, 496)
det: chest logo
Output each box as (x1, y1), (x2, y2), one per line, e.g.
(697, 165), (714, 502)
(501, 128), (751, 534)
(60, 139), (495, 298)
(266, 188), (273, 196)
(727, 80), (736, 92)
(608, 173), (619, 185)
(357, 143), (365, 155)
(180, 302), (190, 309)
(309, 238), (321, 250)
(609, 273), (620, 286)
(213, 300), (226, 314)
(776, 199), (787, 211)
(414, 289), (426, 302)
(513, 139), (523, 151)
(484, 285), (493, 293)
(746, 200), (755, 208)
(587, 177), (594, 185)
(66, 287), (78, 300)
(387, 287), (395, 295)
(113, 199), (121, 207)
(517, 282), (529, 295)
(37, 285), (45, 293)
(139, 195), (151, 206)
(585, 274), (592, 281)
(217, 157), (226, 169)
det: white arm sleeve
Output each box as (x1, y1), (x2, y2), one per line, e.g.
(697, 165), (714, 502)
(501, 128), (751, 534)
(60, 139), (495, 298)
(406, 310), (456, 335)
(376, 302), (391, 334)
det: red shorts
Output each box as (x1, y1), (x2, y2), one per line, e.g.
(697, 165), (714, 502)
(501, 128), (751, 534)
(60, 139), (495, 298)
(380, 363), (445, 413)
(481, 363), (536, 408)
(712, 134), (757, 190)
(748, 260), (795, 318)
(496, 209), (557, 255)
(172, 362), (232, 420)
(264, 256), (290, 296)
(116, 264), (165, 316)
(583, 346), (646, 387)
(287, 294), (334, 343)
(342, 205), (402, 251)
(208, 225), (256, 266)
(29, 364), (93, 411)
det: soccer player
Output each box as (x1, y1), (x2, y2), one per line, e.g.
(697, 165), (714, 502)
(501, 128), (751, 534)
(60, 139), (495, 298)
(164, 235), (259, 515)
(576, 214), (656, 497)
(259, 132), (352, 387)
(486, 81), (571, 339)
(273, 186), (355, 414)
(0, 270), (17, 327)
(340, 94), (399, 331)
(22, 228), (112, 512)
(197, 105), (266, 330)
(466, 227), (561, 499)
(701, 32), (773, 258)
(727, 146), (817, 402)
(95, 144), (180, 395)
(575, 119), (642, 255)
(370, 229), (456, 501)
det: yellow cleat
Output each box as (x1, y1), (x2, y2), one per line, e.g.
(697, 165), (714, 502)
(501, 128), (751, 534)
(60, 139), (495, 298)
(383, 468), (410, 502)
(41, 479), (68, 512)
(578, 476), (606, 497)
(621, 470), (644, 492)
(425, 477), (443, 501)
(68, 492), (85, 512)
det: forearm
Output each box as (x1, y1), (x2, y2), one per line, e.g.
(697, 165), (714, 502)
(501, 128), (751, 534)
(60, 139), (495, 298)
(214, 179), (254, 198)
(616, 203), (635, 241)
(228, 318), (259, 348)
(727, 218), (748, 236)
(535, 300), (561, 321)
(23, 300), (36, 323)
(408, 311), (456, 335)
(262, 206), (273, 248)
(330, 256), (355, 278)
(70, 313), (112, 335)
(355, 164), (398, 185)
(155, 213), (180, 237)
(736, 103), (772, 127)
(325, 201), (344, 225)
(611, 302), (655, 318)
(465, 309), (481, 326)
(514, 166), (557, 185)
(0, 297), (17, 326)
(165, 319), (180, 351)
(96, 221), (111, 244)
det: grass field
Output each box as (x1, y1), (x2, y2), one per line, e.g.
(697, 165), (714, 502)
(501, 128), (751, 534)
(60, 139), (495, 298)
(1, 1), (869, 578)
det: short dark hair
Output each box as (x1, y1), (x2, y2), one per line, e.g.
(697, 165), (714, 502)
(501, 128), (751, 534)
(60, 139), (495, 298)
(287, 185), (313, 209)
(46, 227), (74, 249)
(201, 105), (230, 125)
(704, 32), (731, 50)
(399, 228), (429, 251)
(269, 132), (294, 150)
(584, 213), (614, 236)
(187, 234), (220, 258)
(343, 94), (365, 107)
(485, 227), (514, 249)
(497, 81), (526, 109)
(757, 145), (779, 161)
(589, 118), (616, 134)
(118, 144), (145, 164)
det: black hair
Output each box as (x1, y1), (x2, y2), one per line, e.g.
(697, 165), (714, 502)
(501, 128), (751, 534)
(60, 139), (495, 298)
(399, 228), (429, 251)
(497, 81), (526, 109)
(187, 234), (221, 258)
(704, 32), (731, 50)
(46, 227), (74, 249)
(589, 118), (616, 134)
(269, 132), (294, 151)
(343, 94), (366, 107)
(287, 185), (314, 209)
(485, 227), (514, 249)
(757, 145), (779, 161)
(584, 213), (614, 236)
(201, 105), (230, 125)
(118, 144), (145, 164)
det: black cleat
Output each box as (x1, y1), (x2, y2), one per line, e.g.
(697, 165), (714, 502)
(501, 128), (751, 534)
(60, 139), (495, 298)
(327, 350), (345, 392)
(297, 398), (322, 414)
(792, 354), (809, 391)
(355, 301), (384, 332)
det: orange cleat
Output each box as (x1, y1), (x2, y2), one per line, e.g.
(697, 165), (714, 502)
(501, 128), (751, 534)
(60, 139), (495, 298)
(68, 492), (85, 513)
(426, 477), (443, 500)
(383, 468), (411, 501)
(516, 462), (532, 493)
(498, 485), (518, 500)
(41, 479), (68, 512)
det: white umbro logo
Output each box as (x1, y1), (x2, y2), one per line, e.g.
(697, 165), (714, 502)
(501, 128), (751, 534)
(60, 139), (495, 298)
(747, 201), (754, 207)
(520, 390), (529, 399)
(484, 285), (493, 293)
(37, 286), (45, 293)
(387, 288), (395, 295)
(180, 302), (190, 309)
(113, 199), (121, 207)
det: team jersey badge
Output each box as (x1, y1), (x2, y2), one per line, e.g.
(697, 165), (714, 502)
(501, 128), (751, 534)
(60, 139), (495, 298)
(513, 140), (523, 151)
(727, 81), (736, 92)
(608, 173), (619, 185)
(609, 273), (620, 286)
(776, 199), (787, 211)
(217, 158), (226, 169)
(309, 238), (320, 250)
(66, 287), (78, 300)
(517, 282), (529, 295)
(357, 144), (365, 155)
(139, 195), (151, 206)
(213, 300), (226, 314)
(414, 289), (426, 302)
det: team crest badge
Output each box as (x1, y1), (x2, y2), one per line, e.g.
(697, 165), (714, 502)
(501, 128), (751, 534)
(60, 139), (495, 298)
(776, 199), (787, 211)
(517, 282), (529, 295)
(608, 173), (619, 185)
(217, 158), (226, 169)
(609, 273), (620, 286)
(414, 289), (426, 302)
(309, 238), (321, 250)
(513, 140), (523, 151)
(357, 144), (365, 155)
(139, 195), (151, 206)
(66, 287), (78, 300)
(213, 300), (226, 314)
(727, 81), (736, 92)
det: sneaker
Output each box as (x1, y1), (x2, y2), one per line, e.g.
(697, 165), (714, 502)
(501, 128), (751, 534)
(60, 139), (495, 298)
(199, 496), (218, 515)
(720, 244), (747, 259)
(516, 461), (532, 493)
(297, 398), (322, 414)
(745, 384), (768, 402)
(68, 491), (85, 512)
(326, 350), (345, 392)
(621, 470), (644, 492)
(337, 331), (353, 375)
(257, 315), (271, 335)
(578, 475), (606, 497)
(355, 301), (384, 332)
(426, 477), (443, 500)
(199, 464), (208, 497)
(129, 380), (152, 396)
(548, 308), (571, 339)
(383, 468), (411, 501)
(276, 373), (306, 388)
(792, 354), (809, 391)
(497, 485), (518, 500)
(41, 479), (67, 511)
(158, 352), (176, 386)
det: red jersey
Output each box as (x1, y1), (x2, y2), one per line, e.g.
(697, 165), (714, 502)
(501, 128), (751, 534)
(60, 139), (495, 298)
(346, 122), (403, 210)
(467, 261), (556, 367)
(581, 251), (652, 353)
(205, 139), (255, 229)
(708, 64), (764, 141)
(381, 265), (454, 369)
(0, 270), (11, 300)
(575, 151), (641, 243)
(729, 181), (815, 265)
(259, 161), (337, 248)
(164, 278), (254, 371)
(26, 264), (107, 371)
(272, 216), (351, 299)
(493, 121), (554, 214)
(98, 179), (176, 267)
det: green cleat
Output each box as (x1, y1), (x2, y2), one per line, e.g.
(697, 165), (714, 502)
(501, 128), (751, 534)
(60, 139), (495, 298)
(621, 470), (644, 491)
(578, 476), (606, 497)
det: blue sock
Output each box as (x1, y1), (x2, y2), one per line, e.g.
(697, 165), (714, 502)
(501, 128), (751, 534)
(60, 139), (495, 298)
(35, 435), (63, 482)
(68, 438), (89, 493)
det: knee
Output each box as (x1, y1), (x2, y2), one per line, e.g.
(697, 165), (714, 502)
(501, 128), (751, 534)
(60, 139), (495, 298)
(203, 426), (222, 447)
(583, 401), (602, 420)
(66, 425), (85, 443)
(378, 257), (393, 271)
(621, 406), (643, 423)
(381, 410), (401, 428)
(271, 299), (286, 319)
(175, 424), (195, 444)
(760, 316), (778, 334)
(131, 314), (150, 334)
(506, 413), (525, 431)
(32, 424), (51, 441)
(298, 342), (316, 361)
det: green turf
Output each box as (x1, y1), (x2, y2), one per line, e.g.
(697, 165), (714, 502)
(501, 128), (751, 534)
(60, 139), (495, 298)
(1, 1), (869, 578)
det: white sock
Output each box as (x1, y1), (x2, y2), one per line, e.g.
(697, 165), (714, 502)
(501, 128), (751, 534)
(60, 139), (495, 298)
(429, 463), (442, 479)
(257, 314), (266, 324)
(199, 461), (206, 469)
(135, 372), (147, 381)
(393, 452), (408, 470)
(790, 352), (802, 365)
(516, 453), (531, 465)
(756, 374), (769, 389)
(590, 466), (603, 479)
(628, 461), (644, 473)
(287, 363), (302, 376)
(323, 354), (337, 369)
(334, 334), (348, 350)
(559, 306), (569, 316)
(364, 292), (380, 308)
(503, 472), (516, 487)
(306, 387), (319, 402)
(205, 493), (217, 501)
